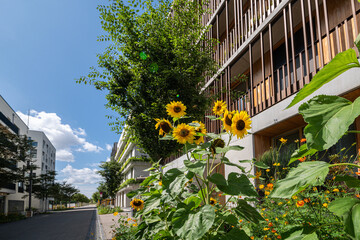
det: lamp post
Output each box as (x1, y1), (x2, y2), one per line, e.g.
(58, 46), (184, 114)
(26, 161), (33, 217)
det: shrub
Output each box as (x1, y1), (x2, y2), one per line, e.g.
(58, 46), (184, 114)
(97, 205), (123, 215)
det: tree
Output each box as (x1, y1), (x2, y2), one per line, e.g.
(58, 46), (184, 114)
(31, 171), (56, 212)
(98, 159), (122, 199)
(0, 125), (35, 189)
(92, 191), (100, 203)
(78, 0), (217, 161)
(61, 182), (79, 205)
(72, 193), (90, 203)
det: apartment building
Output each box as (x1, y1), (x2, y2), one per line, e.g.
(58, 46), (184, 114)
(164, 0), (360, 202)
(28, 130), (56, 212)
(0, 95), (29, 215)
(114, 127), (151, 209)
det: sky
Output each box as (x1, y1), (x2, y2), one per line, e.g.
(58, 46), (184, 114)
(0, 0), (121, 198)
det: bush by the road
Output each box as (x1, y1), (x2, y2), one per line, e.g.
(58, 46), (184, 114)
(0, 213), (26, 223)
(97, 206), (122, 215)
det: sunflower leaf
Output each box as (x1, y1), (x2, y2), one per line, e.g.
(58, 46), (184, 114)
(184, 160), (206, 177)
(334, 175), (360, 188)
(254, 161), (269, 169)
(234, 200), (264, 224)
(299, 95), (360, 151)
(270, 161), (330, 198)
(205, 115), (221, 120)
(172, 205), (215, 240)
(159, 134), (174, 140)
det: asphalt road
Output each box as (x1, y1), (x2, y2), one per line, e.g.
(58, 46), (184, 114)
(0, 205), (102, 240)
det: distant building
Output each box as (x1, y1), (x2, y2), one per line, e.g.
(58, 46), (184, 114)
(0, 95), (29, 215)
(28, 130), (56, 212)
(114, 126), (151, 209)
(110, 142), (117, 159)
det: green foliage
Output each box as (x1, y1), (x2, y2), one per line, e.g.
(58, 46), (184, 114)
(119, 156), (151, 173)
(97, 205), (123, 215)
(98, 159), (123, 198)
(0, 213), (26, 223)
(286, 48), (360, 109)
(118, 178), (142, 191)
(78, 0), (217, 161)
(299, 95), (360, 151)
(72, 193), (90, 203)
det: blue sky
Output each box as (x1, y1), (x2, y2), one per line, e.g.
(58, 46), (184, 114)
(0, 0), (120, 197)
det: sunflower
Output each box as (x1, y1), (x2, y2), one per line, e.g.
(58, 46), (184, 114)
(155, 118), (172, 136)
(212, 100), (227, 115)
(210, 138), (225, 154)
(192, 121), (207, 145)
(130, 198), (144, 211)
(231, 111), (251, 139)
(279, 138), (287, 144)
(222, 110), (236, 132)
(172, 123), (195, 144)
(209, 197), (217, 206)
(166, 101), (186, 118)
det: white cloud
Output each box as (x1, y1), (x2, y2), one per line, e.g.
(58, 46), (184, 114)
(17, 110), (103, 162)
(106, 144), (112, 151)
(61, 164), (102, 185)
(106, 157), (111, 162)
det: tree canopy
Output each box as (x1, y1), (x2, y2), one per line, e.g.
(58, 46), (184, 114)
(78, 0), (217, 161)
(98, 159), (123, 198)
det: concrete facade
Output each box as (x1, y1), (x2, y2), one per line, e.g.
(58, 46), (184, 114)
(27, 130), (56, 212)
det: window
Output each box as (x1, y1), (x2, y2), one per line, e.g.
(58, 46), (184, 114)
(32, 141), (38, 147)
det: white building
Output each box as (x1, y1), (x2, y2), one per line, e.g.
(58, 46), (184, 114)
(28, 130), (56, 212)
(114, 126), (152, 209)
(0, 95), (29, 215)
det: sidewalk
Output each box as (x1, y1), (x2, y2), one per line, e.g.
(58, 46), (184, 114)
(98, 210), (132, 240)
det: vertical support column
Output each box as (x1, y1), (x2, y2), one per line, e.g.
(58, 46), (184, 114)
(314, 0), (324, 69)
(227, 66), (231, 105)
(269, 23), (275, 105)
(250, 0), (254, 33)
(300, 0), (310, 84)
(288, 2), (297, 93)
(217, 15), (220, 64)
(240, 0), (243, 45)
(307, 0), (317, 74)
(260, 31), (265, 110)
(226, 0), (229, 60)
(283, 8), (291, 96)
(351, 0), (359, 40)
(323, 0), (332, 59)
(249, 43), (254, 116)
(234, 0), (238, 49)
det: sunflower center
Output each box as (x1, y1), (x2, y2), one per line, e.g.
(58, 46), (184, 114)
(173, 106), (182, 113)
(180, 129), (190, 137)
(236, 120), (245, 131)
(225, 115), (232, 126)
(216, 106), (222, 111)
(210, 200), (215, 205)
(160, 122), (171, 133)
(133, 201), (142, 206)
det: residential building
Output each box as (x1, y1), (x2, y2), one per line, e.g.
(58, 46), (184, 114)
(114, 126), (151, 209)
(164, 0), (360, 203)
(0, 95), (29, 215)
(27, 130), (56, 212)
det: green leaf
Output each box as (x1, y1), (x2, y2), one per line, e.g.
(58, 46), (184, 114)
(254, 161), (269, 169)
(328, 198), (360, 239)
(355, 33), (360, 53)
(208, 173), (258, 197)
(270, 161), (330, 198)
(205, 115), (221, 120)
(328, 197), (360, 218)
(352, 204), (360, 239)
(183, 195), (202, 208)
(222, 157), (246, 173)
(172, 205), (215, 240)
(289, 144), (318, 165)
(299, 95), (360, 151)
(159, 134), (174, 140)
(143, 194), (162, 214)
(234, 199), (264, 224)
(282, 226), (318, 240)
(215, 145), (244, 153)
(223, 228), (251, 240)
(335, 175), (360, 188)
(206, 133), (220, 139)
(287, 48), (360, 109)
(184, 160), (206, 177)
(162, 168), (187, 196)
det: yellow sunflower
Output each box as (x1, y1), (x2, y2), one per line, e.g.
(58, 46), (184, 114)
(212, 100), (227, 115)
(166, 101), (187, 118)
(231, 111), (251, 139)
(192, 121), (207, 145)
(222, 110), (236, 132)
(155, 118), (172, 136)
(130, 198), (144, 211)
(210, 197), (217, 206)
(172, 123), (196, 144)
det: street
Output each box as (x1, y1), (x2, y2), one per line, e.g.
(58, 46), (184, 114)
(0, 206), (101, 240)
